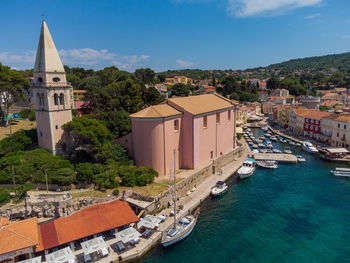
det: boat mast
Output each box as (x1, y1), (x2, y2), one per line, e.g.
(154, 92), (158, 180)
(173, 149), (177, 229)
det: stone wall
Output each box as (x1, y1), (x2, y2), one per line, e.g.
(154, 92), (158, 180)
(0, 196), (113, 220)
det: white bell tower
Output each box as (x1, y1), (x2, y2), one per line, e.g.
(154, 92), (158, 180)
(32, 21), (73, 154)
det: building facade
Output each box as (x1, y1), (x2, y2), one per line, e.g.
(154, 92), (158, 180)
(119, 94), (236, 176)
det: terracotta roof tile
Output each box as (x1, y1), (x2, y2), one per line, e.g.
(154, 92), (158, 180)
(323, 113), (350, 122)
(302, 110), (332, 120)
(0, 217), (39, 254)
(168, 94), (234, 115)
(35, 200), (138, 252)
(130, 104), (182, 118)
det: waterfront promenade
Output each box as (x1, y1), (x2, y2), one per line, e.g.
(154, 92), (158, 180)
(63, 143), (249, 263)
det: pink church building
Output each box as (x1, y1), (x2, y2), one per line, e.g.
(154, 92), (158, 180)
(119, 94), (236, 176)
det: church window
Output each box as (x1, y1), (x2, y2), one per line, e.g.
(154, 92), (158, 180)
(53, 77), (60, 82)
(59, 93), (65, 106)
(40, 132), (43, 137)
(54, 94), (58, 105)
(55, 125), (58, 129)
(38, 77), (43, 83)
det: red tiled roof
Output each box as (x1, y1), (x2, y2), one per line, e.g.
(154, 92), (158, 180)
(302, 110), (332, 120)
(0, 217), (39, 254)
(73, 90), (87, 93)
(319, 100), (341, 107)
(75, 101), (90, 109)
(35, 200), (138, 252)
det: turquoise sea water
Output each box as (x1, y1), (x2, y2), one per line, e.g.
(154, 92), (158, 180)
(140, 128), (350, 263)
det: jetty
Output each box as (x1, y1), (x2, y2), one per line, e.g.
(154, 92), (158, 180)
(253, 153), (298, 163)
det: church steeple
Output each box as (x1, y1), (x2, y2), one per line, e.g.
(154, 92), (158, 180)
(34, 20), (65, 73)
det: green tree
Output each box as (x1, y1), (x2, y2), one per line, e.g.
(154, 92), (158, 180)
(0, 188), (10, 205)
(170, 83), (190, 97)
(143, 86), (164, 106)
(0, 63), (29, 126)
(134, 68), (155, 84)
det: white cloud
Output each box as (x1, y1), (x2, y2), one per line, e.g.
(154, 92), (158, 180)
(0, 51), (35, 64)
(59, 48), (116, 65)
(176, 59), (194, 67)
(227, 0), (322, 17)
(112, 55), (150, 70)
(305, 13), (320, 19)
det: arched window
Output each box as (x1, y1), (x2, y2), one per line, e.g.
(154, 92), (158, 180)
(59, 93), (64, 107)
(53, 77), (60, 82)
(54, 93), (58, 105)
(38, 77), (43, 83)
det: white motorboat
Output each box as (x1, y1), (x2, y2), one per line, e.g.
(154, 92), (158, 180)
(266, 141), (273, 148)
(252, 149), (259, 154)
(161, 150), (198, 247)
(248, 141), (253, 146)
(260, 148), (267, 153)
(289, 141), (296, 146)
(266, 149), (273, 153)
(258, 143), (265, 148)
(270, 136), (277, 141)
(273, 149), (282, 153)
(259, 136), (265, 140)
(296, 155), (306, 162)
(265, 133), (271, 138)
(284, 146), (292, 154)
(252, 144), (258, 149)
(237, 159), (256, 179)
(330, 168), (350, 178)
(295, 143), (301, 147)
(302, 141), (318, 153)
(262, 126), (268, 131)
(254, 138), (260, 143)
(256, 160), (278, 169)
(211, 181), (228, 196)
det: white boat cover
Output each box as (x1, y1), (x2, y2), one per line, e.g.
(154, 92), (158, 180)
(115, 227), (141, 244)
(47, 247), (75, 263)
(17, 256), (42, 263)
(81, 236), (107, 256)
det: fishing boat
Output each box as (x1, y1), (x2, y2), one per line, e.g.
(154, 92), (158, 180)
(302, 141), (318, 153)
(284, 146), (292, 154)
(296, 155), (306, 162)
(256, 160), (278, 169)
(330, 167), (350, 177)
(161, 150), (198, 247)
(211, 181), (228, 196)
(237, 159), (256, 179)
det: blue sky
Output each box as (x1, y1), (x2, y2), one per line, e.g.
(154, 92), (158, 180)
(1, 0), (350, 72)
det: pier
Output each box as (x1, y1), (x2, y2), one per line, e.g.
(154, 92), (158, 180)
(253, 153), (298, 163)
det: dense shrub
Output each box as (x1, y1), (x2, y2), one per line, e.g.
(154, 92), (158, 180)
(117, 165), (158, 187)
(19, 109), (36, 121)
(0, 188), (10, 205)
(0, 129), (37, 156)
(93, 170), (118, 190)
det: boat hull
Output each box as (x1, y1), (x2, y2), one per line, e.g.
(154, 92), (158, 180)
(161, 217), (197, 247)
(211, 186), (228, 197)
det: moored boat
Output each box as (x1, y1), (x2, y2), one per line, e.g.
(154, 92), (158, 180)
(296, 155), (306, 162)
(237, 159), (256, 179)
(256, 160), (278, 169)
(273, 149), (282, 153)
(330, 167), (350, 177)
(302, 141), (318, 153)
(270, 136), (277, 141)
(252, 144), (258, 149)
(211, 181), (228, 196)
(284, 146), (292, 154)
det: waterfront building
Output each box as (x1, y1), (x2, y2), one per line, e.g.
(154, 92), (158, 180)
(35, 200), (138, 256)
(118, 94), (236, 176)
(0, 217), (39, 263)
(303, 110), (332, 139)
(31, 21), (73, 154)
(288, 109), (309, 134)
(237, 106), (254, 125)
(322, 113), (350, 148)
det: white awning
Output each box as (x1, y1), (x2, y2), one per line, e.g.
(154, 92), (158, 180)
(137, 215), (162, 230)
(325, 148), (349, 154)
(80, 236), (107, 256)
(47, 247), (75, 263)
(17, 256), (42, 263)
(236, 127), (243, 134)
(115, 227), (141, 244)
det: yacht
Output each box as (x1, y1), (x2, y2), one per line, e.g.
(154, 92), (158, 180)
(211, 181), (228, 196)
(237, 159), (256, 179)
(296, 155), (306, 162)
(302, 141), (318, 153)
(284, 146), (292, 154)
(256, 160), (278, 169)
(161, 151), (198, 247)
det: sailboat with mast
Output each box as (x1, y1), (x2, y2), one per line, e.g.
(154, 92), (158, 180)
(161, 150), (199, 247)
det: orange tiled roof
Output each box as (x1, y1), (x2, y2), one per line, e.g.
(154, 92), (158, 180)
(320, 100), (341, 107)
(323, 113), (350, 122)
(130, 104), (182, 118)
(35, 200), (138, 252)
(302, 110), (332, 120)
(0, 217), (39, 254)
(73, 90), (87, 93)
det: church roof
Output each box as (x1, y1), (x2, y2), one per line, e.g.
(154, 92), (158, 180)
(34, 21), (65, 73)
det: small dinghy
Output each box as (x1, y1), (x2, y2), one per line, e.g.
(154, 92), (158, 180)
(256, 160), (278, 169)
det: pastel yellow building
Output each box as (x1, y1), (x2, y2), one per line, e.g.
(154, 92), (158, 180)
(323, 114), (350, 148)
